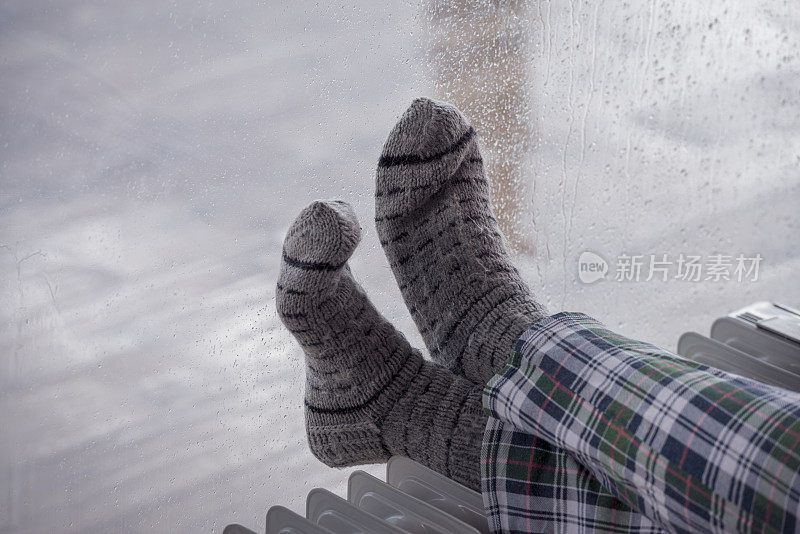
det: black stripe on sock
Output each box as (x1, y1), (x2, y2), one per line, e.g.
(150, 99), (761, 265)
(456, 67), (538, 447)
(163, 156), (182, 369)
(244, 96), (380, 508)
(398, 240), (464, 289)
(387, 229), (462, 271)
(379, 230), (409, 246)
(382, 200), (451, 228)
(375, 176), (487, 198)
(381, 212), (456, 246)
(374, 213), (404, 223)
(377, 127), (475, 168)
(282, 252), (345, 272)
(276, 282), (308, 295)
(395, 236), (436, 266)
(307, 379), (353, 390)
(413, 261), (461, 312)
(304, 349), (412, 415)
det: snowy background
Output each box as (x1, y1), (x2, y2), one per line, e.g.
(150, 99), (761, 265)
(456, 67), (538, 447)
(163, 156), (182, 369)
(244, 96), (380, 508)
(1, 1), (799, 532)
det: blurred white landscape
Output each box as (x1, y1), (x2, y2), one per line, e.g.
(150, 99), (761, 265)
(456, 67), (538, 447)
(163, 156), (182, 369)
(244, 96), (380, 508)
(1, 1), (799, 532)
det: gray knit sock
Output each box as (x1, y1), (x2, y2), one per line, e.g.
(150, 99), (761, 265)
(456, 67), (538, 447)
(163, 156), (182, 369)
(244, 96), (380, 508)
(276, 200), (486, 489)
(376, 98), (547, 385)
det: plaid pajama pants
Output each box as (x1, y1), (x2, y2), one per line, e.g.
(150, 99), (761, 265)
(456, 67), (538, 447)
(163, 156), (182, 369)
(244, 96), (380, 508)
(481, 312), (800, 534)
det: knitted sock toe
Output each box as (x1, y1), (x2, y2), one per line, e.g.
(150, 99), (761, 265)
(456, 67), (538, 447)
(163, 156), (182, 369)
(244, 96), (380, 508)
(277, 200), (486, 489)
(375, 98), (547, 385)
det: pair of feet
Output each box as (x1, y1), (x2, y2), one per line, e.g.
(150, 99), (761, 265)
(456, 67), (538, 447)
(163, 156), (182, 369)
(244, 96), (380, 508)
(276, 98), (546, 489)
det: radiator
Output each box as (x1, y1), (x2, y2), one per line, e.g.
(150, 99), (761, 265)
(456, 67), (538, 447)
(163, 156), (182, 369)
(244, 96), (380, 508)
(225, 455), (488, 534)
(678, 301), (800, 393)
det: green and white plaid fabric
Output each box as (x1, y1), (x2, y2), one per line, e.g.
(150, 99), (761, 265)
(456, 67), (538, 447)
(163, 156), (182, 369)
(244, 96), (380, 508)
(482, 312), (800, 534)
(482, 418), (666, 533)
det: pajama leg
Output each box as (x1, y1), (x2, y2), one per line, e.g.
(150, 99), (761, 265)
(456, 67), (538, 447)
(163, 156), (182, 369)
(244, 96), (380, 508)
(484, 312), (800, 534)
(482, 417), (665, 534)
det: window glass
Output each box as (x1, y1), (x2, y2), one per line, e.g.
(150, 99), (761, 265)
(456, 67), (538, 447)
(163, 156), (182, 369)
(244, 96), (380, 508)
(1, 1), (798, 531)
